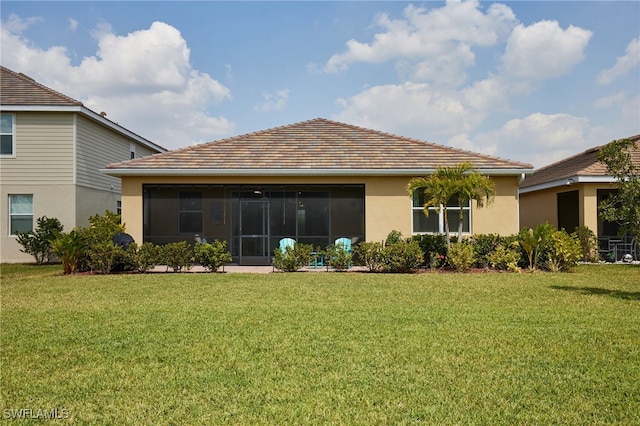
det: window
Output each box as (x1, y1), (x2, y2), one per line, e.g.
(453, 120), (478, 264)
(9, 194), (33, 235)
(130, 142), (136, 160)
(1, 113), (14, 156)
(179, 192), (203, 233)
(116, 200), (122, 216)
(412, 190), (471, 234)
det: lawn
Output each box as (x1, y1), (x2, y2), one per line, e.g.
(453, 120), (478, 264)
(1, 264), (639, 424)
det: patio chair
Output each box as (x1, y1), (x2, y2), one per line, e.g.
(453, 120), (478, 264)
(334, 237), (353, 269)
(279, 238), (296, 252)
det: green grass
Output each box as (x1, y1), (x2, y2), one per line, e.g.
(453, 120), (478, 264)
(1, 264), (639, 424)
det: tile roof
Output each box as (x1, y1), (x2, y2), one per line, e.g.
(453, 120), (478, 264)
(105, 118), (533, 175)
(0, 66), (83, 106)
(520, 134), (640, 189)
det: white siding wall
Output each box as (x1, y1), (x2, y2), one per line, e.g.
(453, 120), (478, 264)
(0, 112), (74, 184)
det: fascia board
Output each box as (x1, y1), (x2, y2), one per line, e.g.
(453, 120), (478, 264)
(101, 167), (534, 178)
(519, 175), (618, 194)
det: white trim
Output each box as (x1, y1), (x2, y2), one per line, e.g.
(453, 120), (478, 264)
(72, 114), (77, 185)
(519, 175), (618, 194)
(1, 105), (166, 154)
(101, 167), (534, 177)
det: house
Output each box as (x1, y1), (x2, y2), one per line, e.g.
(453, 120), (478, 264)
(104, 118), (533, 265)
(519, 135), (640, 259)
(1, 66), (166, 262)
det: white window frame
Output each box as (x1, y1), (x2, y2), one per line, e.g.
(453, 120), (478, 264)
(411, 191), (472, 235)
(130, 142), (136, 160)
(9, 194), (33, 236)
(1, 113), (15, 157)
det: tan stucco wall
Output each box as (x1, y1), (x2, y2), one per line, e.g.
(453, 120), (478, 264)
(121, 174), (522, 244)
(519, 183), (607, 235)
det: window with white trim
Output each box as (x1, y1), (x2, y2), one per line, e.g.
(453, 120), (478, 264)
(412, 190), (471, 234)
(9, 194), (33, 235)
(130, 142), (136, 160)
(1, 113), (15, 156)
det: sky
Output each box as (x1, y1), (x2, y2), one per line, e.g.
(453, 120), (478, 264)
(1, 1), (639, 168)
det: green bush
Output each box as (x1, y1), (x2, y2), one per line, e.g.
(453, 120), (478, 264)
(16, 216), (64, 264)
(471, 234), (503, 268)
(163, 241), (193, 272)
(381, 240), (424, 273)
(573, 226), (599, 263)
(488, 242), (521, 272)
(273, 242), (313, 272)
(519, 222), (555, 271)
(385, 230), (404, 245)
(324, 244), (352, 271)
(49, 229), (86, 275)
(130, 242), (162, 273)
(547, 230), (582, 272)
(87, 241), (124, 274)
(194, 240), (233, 272)
(354, 241), (385, 272)
(447, 241), (475, 272)
(411, 234), (447, 267)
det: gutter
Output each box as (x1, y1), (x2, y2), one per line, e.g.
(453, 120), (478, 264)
(519, 175), (618, 194)
(101, 167), (535, 178)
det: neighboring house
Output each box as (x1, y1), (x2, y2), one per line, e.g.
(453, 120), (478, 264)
(1, 66), (166, 262)
(104, 118), (533, 265)
(519, 135), (640, 259)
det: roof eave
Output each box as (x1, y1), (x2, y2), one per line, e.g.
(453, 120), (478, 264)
(519, 175), (618, 194)
(102, 167), (534, 178)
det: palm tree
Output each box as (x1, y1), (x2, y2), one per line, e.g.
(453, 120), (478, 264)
(407, 162), (495, 247)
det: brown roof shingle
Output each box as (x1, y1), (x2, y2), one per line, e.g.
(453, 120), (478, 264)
(0, 66), (83, 106)
(106, 118), (532, 175)
(520, 134), (640, 189)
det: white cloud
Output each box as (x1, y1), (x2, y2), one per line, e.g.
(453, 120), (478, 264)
(68, 18), (78, 31)
(0, 17), (233, 149)
(597, 38), (640, 85)
(324, 0), (517, 86)
(500, 20), (592, 93)
(594, 92), (626, 109)
(474, 113), (594, 167)
(254, 89), (290, 112)
(3, 13), (42, 34)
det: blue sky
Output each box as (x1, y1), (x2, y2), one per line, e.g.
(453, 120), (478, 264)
(1, 1), (638, 167)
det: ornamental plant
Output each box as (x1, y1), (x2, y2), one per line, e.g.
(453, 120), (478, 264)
(163, 241), (193, 272)
(273, 242), (313, 272)
(16, 216), (64, 264)
(194, 240), (232, 272)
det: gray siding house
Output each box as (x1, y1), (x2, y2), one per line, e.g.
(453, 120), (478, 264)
(0, 66), (165, 262)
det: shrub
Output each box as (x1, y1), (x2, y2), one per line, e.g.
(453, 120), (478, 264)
(381, 240), (424, 273)
(194, 240), (233, 272)
(163, 241), (193, 272)
(324, 244), (352, 271)
(87, 241), (124, 274)
(547, 230), (582, 272)
(273, 242), (313, 272)
(411, 234), (447, 267)
(130, 242), (163, 273)
(488, 242), (521, 272)
(49, 229), (86, 274)
(16, 216), (64, 264)
(471, 234), (503, 268)
(385, 230), (404, 245)
(447, 241), (475, 272)
(519, 222), (555, 271)
(573, 226), (599, 263)
(354, 241), (384, 272)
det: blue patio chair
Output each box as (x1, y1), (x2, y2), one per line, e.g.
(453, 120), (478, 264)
(279, 238), (296, 252)
(334, 237), (353, 269)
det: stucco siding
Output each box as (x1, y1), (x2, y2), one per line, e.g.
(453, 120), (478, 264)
(120, 175), (523, 244)
(472, 176), (521, 236)
(0, 112), (74, 184)
(75, 115), (132, 192)
(1, 184), (76, 262)
(519, 189), (558, 230)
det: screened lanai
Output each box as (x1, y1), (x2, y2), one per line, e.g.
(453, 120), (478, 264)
(143, 184), (365, 265)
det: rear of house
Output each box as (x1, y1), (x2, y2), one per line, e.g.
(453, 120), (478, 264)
(105, 118), (533, 265)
